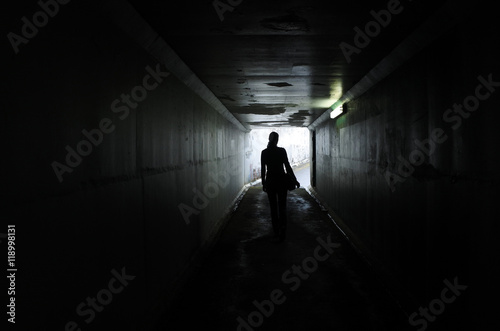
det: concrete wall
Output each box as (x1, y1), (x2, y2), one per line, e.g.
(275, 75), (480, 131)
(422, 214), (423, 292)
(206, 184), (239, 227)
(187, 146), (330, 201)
(2, 1), (247, 330)
(312, 8), (499, 329)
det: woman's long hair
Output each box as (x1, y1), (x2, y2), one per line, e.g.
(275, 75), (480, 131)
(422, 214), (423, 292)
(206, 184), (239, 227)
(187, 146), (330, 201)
(267, 132), (279, 148)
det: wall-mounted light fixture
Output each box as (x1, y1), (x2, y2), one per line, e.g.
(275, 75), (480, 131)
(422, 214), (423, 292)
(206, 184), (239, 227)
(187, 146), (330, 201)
(330, 105), (343, 119)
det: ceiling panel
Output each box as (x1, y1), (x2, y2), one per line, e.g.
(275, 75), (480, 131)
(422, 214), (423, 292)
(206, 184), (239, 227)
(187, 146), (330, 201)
(128, 0), (447, 128)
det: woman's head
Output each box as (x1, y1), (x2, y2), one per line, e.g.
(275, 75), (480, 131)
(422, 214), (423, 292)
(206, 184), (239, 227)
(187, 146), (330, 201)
(268, 131), (279, 148)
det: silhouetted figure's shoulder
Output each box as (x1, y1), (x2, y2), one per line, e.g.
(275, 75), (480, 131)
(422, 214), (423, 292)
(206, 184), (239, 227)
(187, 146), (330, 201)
(262, 146), (286, 154)
(261, 147), (287, 165)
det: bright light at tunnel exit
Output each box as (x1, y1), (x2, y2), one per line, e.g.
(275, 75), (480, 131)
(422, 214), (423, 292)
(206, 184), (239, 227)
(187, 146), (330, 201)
(330, 106), (343, 119)
(248, 127), (310, 184)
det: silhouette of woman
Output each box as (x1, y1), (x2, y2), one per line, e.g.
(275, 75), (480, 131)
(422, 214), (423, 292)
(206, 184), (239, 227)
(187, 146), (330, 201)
(261, 132), (300, 241)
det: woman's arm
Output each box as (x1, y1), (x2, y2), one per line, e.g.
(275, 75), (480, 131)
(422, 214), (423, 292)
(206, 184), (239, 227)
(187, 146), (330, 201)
(261, 150), (267, 191)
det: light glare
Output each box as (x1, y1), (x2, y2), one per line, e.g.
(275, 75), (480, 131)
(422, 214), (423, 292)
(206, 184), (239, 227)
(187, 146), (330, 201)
(330, 106), (343, 119)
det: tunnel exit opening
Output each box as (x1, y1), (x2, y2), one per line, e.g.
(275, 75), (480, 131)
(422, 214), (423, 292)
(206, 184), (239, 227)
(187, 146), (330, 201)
(246, 128), (310, 187)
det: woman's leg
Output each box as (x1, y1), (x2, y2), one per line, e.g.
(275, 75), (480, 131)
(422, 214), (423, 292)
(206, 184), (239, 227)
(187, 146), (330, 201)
(277, 188), (288, 240)
(267, 189), (279, 237)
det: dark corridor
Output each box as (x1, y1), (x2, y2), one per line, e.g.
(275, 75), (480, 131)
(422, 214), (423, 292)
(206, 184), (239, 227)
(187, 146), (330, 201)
(2, 0), (499, 330)
(157, 186), (412, 331)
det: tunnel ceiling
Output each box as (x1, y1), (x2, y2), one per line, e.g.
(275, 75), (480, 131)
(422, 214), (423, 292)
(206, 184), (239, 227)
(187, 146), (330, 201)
(128, 0), (447, 129)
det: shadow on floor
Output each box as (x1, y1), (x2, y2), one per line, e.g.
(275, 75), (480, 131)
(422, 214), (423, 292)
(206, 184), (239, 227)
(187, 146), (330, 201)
(155, 187), (412, 331)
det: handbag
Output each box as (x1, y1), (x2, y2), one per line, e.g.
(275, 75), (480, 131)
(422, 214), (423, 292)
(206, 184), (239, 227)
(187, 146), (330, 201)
(284, 172), (297, 191)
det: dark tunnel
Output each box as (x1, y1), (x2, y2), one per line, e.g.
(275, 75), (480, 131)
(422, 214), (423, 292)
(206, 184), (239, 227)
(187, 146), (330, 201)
(1, 0), (499, 330)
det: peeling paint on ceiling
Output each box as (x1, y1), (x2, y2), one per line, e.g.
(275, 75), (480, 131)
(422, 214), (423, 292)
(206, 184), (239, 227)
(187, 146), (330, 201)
(260, 13), (309, 32)
(266, 82), (293, 87)
(129, 0), (450, 129)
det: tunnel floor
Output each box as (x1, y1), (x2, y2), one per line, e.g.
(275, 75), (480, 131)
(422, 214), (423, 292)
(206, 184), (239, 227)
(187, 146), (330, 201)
(155, 186), (412, 331)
